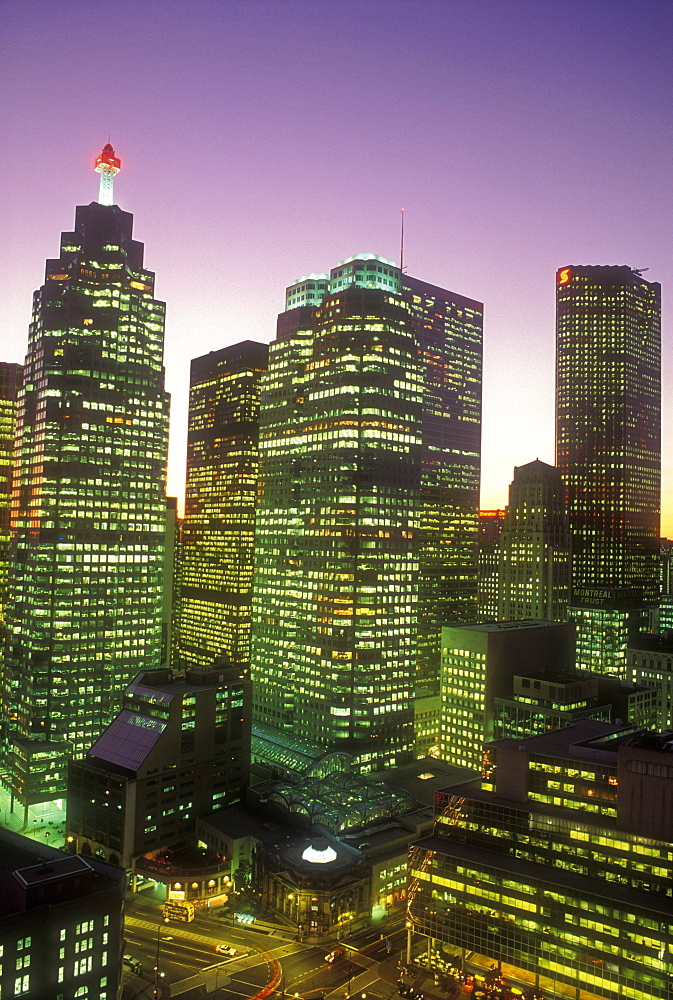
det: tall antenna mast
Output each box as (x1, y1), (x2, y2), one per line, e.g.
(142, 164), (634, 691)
(400, 207), (405, 272)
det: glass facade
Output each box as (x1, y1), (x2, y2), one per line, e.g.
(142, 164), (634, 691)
(4, 177), (169, 808)
(405, 276), (482, 697)
(252, 256), (420, 771)
(567, 600), (636, 673)
(556, 266), (661, 673)
(251, 257), (482, 772)
(177, 341), (268, 670)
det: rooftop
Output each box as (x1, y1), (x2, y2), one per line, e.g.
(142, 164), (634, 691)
(444, 619), (567, 634)
(87, 708), (165, 773)
(0, 829), (124, 919)
(411, 833), (673, 919)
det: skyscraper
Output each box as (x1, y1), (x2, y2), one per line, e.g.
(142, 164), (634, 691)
(177, 341), (268, 671)
(405, 275), (482, 691)
(252, 254), (482, 772)
(477, 508), (506, 618)
(497, 459), (571, 621)
(555, 265), (661, 671)
(0, 363), (23, 628)
(4, 144), (170, 817)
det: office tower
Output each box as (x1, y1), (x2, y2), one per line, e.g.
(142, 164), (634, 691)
(66, 659), (251, 872)
(657, 539), (673, 633)
(0, 363), (23, 627)
(404, 275), (482, 688)
(177, 342), (268, 671)
(0, 828), (125, 1000)
(439, 620), (575, 768)
(4, 144), (170, 818)
(0, 364), (23, 772)
(253, 255), (420, 772)
(408, 720), (673, 1000)
(555, 265), (661, 671)
(407, 276), (482, 756)
(252, 255), (482, 772)
(497, 459), (571, 620)
(477, 508), (505, 617)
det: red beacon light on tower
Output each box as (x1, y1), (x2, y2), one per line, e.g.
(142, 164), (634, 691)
(94, 142), (121, 206)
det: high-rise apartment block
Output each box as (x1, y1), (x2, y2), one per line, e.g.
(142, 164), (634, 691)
(497, 460), (571, 621)
(556, 265), (661, 671)
(4, 145), (170, 816)
(408, 721), (673, 1000)
(177, 342), (268, 671)
(252, 255), (482, 771)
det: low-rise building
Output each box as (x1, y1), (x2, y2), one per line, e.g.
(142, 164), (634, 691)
(0, 828), (125, 1000)
(198, 758), (472, 935)
(408, 720), (673, 1000)
(494, 669), (658, 740)
(628, 633), (673, 730)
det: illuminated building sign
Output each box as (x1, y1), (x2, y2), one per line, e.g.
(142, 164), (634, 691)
(571, 586), (644, 609)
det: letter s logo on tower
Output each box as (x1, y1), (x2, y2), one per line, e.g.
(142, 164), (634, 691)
(558, 267), (572, 285)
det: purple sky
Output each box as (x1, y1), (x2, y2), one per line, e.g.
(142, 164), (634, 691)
(2, 1), (672, 530)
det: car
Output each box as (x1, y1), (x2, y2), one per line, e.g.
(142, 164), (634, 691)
(123, 955), (142, 975)
(216, 944), (237, 956)
(324, 948), (345, 963)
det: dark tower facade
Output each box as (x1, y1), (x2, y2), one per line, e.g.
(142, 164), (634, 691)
(177, 341), (268, 671)
(556, 265), (660, 596)
(555, 265), (661, 671)
(4, 145), (170, 815)
(404, 276), (482, 692)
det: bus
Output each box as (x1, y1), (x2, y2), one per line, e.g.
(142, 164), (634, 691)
(163, 900), (195, 922)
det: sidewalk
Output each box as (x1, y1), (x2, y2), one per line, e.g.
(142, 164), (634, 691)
(378, 953), (608, 1000)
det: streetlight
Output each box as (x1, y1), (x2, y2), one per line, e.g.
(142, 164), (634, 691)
(153, 919), (170, 997)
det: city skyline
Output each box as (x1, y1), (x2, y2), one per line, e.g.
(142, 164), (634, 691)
(2, 1), (672, 529)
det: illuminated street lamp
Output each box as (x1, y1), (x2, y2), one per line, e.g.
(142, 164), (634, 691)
(153, 919), (170, 997)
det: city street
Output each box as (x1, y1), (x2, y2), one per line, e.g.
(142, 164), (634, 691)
(121, 895), (403, 999)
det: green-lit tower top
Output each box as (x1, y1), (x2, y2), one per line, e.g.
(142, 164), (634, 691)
(94, 142), (121, 206)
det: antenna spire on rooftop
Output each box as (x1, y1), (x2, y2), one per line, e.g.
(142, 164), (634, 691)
(94, 142), (121, 206)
